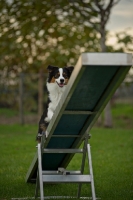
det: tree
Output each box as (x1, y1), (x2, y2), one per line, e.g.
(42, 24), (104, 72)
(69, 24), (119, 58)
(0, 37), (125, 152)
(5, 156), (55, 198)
(107, 29), (133, 99)
(69, 0), (121, 127)
(107, 29), (133, 52)
(0, 0), (100, 75)
(0, 0), (100, 118)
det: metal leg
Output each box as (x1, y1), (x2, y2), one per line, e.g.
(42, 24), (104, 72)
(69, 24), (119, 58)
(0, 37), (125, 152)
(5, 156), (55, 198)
(36, 137), (95, 200)
(77, 136), (88, 198)
(35, 170), (39, 198)
(38, 143), (44, 200)
(87, 144), (96, 200)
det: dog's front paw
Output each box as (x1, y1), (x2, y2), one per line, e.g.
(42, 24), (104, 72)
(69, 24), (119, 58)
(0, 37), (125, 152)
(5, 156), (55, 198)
(36, 133), (42, 143)
(45, 110), (54, 122)
(44, 117), (50, 123)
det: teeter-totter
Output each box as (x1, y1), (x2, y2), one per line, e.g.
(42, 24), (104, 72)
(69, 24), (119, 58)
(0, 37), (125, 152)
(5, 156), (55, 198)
(26, 53), (132, 200)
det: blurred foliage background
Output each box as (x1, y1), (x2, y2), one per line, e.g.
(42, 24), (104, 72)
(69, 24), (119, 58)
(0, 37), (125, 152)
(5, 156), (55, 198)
(0, 0), (133, 125)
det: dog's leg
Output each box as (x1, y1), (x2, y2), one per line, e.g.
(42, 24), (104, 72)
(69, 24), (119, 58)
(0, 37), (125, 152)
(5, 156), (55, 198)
(44, 109), (54, 122)
(36, 112), (48, 142)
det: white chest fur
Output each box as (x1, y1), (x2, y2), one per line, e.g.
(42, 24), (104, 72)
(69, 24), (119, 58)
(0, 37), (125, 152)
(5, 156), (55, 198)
(44, 83), (66, 122)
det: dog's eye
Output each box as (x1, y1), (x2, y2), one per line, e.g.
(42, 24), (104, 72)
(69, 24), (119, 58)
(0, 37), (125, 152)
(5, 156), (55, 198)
(54, 74), (59, 79)
(63, 74), (68, 79)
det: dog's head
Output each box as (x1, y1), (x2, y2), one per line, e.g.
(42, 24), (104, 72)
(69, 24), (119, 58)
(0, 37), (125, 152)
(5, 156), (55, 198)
(47, 65), (74, 87)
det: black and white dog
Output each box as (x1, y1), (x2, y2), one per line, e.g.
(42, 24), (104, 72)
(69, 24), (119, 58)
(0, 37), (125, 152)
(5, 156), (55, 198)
(36, 65), (74, 142)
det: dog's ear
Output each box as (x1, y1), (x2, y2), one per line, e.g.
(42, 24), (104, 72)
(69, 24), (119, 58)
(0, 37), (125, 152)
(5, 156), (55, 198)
(65, 66), (74, 74)
(47, 65), (58, 73)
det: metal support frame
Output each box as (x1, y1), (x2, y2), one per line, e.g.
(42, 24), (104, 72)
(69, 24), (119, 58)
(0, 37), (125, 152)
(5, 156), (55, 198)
(35, 134), (96, 200)
(35, 143), (44, 200)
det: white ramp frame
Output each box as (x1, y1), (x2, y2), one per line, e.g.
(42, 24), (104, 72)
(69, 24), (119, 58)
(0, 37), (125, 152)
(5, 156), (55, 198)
(35, 134), (96, 200)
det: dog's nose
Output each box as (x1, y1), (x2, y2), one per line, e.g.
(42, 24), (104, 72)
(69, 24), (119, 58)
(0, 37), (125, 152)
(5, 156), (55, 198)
(60, 79), (64, 83)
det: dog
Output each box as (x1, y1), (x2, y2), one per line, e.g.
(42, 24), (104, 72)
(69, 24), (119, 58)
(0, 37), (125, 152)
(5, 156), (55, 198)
(36, 65), (74, 142)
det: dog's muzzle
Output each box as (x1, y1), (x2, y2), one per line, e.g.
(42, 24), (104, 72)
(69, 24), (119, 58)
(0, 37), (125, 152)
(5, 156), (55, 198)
(56, 79), (65, 87)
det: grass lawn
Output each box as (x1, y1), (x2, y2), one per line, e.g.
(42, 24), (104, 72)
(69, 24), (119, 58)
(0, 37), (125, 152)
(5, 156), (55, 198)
(0, 124), (133, 200)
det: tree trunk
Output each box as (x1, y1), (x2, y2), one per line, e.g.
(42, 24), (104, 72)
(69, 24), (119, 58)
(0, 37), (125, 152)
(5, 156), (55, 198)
(100, 30), (106, 52)
(104, 102), (112, 128)
(19, 73), (24, 125)
(38, 69), (44, 121)
(100, 27), (113, 128)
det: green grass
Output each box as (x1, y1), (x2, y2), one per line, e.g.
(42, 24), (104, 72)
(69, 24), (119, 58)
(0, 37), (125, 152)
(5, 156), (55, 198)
(0, 103), (133, 199)
(0, 125), (36, 199)
(0, 108), (18, 117)
(0, 124), (133, 200)
(89, 128), (133, 200)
